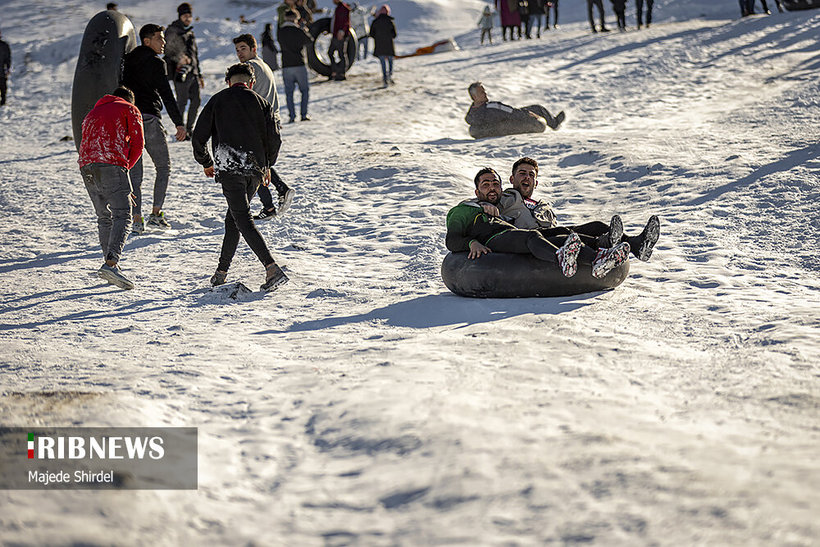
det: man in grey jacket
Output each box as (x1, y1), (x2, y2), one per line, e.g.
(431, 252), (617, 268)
(233, 33), (295, 220)
(495, 157), (660, 261)
(165, 2), (204, 137)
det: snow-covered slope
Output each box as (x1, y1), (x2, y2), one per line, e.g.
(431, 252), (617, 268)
(1, 0), (818, 544)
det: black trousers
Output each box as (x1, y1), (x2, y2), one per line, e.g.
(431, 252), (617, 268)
(636, 0), (653, 25)
(539, 221), (610, 247)
(0, 75), (7, 105)
(486, 229), (597, 264)
(522, 104), (557, 127)
(255, 169), (288, 209)
(328, 36), (348, 78)
(218, 172), (275, 272)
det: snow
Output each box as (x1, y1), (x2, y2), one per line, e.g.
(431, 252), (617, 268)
(1, 0), (819, 544)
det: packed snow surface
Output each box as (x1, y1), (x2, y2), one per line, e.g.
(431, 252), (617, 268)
(0, 0), (818, 544)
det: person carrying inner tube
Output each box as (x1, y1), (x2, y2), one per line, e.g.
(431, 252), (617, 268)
(465, 82), (565, 139)
(446, 168), (631, 279)
(495, 157), (661, 261)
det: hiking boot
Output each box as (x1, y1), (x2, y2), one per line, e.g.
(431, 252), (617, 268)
(261, 263), (289, 292)
(131, 217), (145, 236)
(634, 215), (660, 261)
(147, 211), (171, 230)
(277, 188), (295, 217)
(591, 242), (630, 279)
(549, 110), (566, 130)
(254, 207), (277, 221)
(98, 264), (135, 290)
(210, 270), (228, 287)
(595, 214), (623, 248)
(555, 232), (582, 278)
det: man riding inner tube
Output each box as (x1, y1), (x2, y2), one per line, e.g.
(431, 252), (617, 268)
(465, 81), (566, 139)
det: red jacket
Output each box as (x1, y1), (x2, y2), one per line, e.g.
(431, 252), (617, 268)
(78, 95), (144, 170)
(331, 2), (351, 37)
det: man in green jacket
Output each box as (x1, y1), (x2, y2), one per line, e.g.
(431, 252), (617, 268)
(445, 167), (630, 279)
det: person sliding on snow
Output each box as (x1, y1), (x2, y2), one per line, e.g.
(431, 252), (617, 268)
(465, 82), (565, 139)
(191, 63), (288, 292)
(446, 168), (631, 279)
(495, 157), (661, 261)
(78, 86), (144, 290)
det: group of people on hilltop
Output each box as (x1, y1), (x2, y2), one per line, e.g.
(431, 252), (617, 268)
(479, 0), (654, 41)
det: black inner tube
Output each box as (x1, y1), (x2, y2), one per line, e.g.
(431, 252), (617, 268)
(307, 17), (358, 78)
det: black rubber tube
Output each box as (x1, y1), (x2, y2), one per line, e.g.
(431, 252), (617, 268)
(307, 17), (358, 78)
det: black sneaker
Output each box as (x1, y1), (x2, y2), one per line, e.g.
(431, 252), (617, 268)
(254, 207), (277, 220)
(301, 115), (311, 121)
(595, 214), (623, 248)
(549, 111), (566, 130)
(635, 215), (660, 261)
(261, 263), (289, 292)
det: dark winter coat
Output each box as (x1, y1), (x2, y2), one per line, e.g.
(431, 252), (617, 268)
(164, 19), (201, 80)
(369, 14), (396, 57)
(121, 45), (184, 126)
(465, 101), (547, 139)
(529, 0), (546, 15)
(278, 22), (313, 68)
(331, 2), (352, 37)
(191, 83), (281, 176)
(261, 27), (279, 71)
(0, 39), (10, 73)
(495, 0), (522, 26)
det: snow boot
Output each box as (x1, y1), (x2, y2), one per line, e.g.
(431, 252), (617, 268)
(261, 263), (289, 292)
(591, 242), (630, 279)
(555, 232), (582, 278)
(210, 270), (228, 287)
(630, 215), (660, 261)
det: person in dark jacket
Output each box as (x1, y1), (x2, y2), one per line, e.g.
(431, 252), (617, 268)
(165, 3), (204, 137)
(636, 0), (653, 27)
(0, 29), (10, 106)
(192, 63), (288, 292)
(528, 0), (545, 38)
(260, 23), (279, 71)
(278, 9), (313, 123)
(546, 0), (559, 29)
(446, 168), (631, 279)
(78, 87), (144, 289)
(611, 0), (627, 30)
(369, 5), (396, 87)
(587, 0), (609, 32)
(122, 23), (187, 234)
(329, 0), (352, 81)
(465, 82), (565, 139)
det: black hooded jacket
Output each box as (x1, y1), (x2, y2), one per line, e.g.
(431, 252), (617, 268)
(369, 14), (396, 57)
(191, 83), (281, 176)
(121, 45), (184, 126)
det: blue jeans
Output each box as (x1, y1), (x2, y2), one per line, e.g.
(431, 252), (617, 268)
(129, 115), (171, 218)
(80, 163), (133, 262)
(378, 56), (393, 83)
(282, 65), (309, 121)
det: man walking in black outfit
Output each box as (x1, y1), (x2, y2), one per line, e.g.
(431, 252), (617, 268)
(0, 29), (11, 106)
(165, 2), (204, 137)
(192, 63), (288, 292)
(122, 23), (187, 234)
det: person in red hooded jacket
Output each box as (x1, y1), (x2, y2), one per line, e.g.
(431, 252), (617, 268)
(78, 86), (144, 290)
(328, 0), (351, 80)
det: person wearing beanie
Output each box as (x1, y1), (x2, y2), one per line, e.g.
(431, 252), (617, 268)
(165, 2), (204, 137)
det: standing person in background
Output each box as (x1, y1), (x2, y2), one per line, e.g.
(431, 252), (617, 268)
(478, 6), (494, 45)
(261, 23), (279, 71)
(78, 86), (144, 290)
(329, 0), (352, 81)
(279, 9), (313, 124)
(587, 0), (609, 33)
(122, 23), (187, 234)
(494, 0), (521, 41)
(636, 0), (653, 28)
(369, 5), (396, 88)
(546, 0), (559, 29)
(518, 0), (531, 39)
(611, 0), (627, 31)
(350, 3), (370, 60)
(164, 2), (204, 139)
(528, 0), (545, 38)
(233, 33), (295, 219)
(192, 63), (289, 292)
(0, 29), (10, 107)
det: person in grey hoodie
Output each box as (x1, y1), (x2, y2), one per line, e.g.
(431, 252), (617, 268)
(164, 2), (204, 136)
